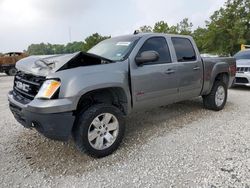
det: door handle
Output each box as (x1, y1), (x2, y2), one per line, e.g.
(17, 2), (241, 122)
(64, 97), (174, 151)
(164, 69), (175, 74)
(193, 66), (201, 71)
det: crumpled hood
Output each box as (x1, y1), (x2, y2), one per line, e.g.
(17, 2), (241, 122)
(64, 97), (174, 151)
(236, 59), (250, 67)
(16, 52), (80, 77)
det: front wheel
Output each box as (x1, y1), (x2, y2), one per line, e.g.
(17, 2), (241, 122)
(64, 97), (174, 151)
(73, 104), (125, 158)
(203, 81), (228, 111)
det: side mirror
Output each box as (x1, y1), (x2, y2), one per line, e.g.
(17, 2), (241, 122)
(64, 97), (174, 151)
(135, 51), (159, 66)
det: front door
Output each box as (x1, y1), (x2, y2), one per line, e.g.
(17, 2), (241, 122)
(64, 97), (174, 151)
(130, 37), (179, 110)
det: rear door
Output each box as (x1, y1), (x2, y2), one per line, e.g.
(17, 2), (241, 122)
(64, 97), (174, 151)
(171, 37), (203, 99)
(130, 36), (179, 110)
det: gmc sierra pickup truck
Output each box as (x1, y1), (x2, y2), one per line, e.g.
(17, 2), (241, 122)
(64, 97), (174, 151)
(8, 33), (236, 157)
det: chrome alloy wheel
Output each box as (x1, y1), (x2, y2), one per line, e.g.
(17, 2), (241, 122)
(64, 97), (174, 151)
(215, 85), (225, 107)
(88, 113), (119, 150)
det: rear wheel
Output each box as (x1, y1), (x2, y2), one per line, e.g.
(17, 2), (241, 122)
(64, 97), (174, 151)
(73, 104), (125, 158)
(203, 81), (227, 111)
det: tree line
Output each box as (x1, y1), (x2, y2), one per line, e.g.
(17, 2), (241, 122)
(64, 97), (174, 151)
(23, 0), (250, 56)
(26, 33), (110, 55)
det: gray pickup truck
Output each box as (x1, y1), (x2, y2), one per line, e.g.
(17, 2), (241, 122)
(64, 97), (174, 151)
(8, 33), (236, 157)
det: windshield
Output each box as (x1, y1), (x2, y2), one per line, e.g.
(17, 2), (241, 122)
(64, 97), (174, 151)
(88, 36), (139, 61)
(234, 50), (250, 60)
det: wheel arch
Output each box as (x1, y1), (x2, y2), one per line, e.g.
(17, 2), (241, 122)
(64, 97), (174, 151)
(214, 72), (229, 85)
(74, 87), (130, 116)
(206, 72), (229, 94)
(206, 61), (230, 95)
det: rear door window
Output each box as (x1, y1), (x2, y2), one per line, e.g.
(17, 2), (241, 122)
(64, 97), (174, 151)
(171, 37), (196, 62)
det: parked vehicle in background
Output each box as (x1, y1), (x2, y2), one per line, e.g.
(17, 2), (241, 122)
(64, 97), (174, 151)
(201, 53), (219, 58)
(8, 33), (236, 157)
(234, 49), (250, 86)
(0, 52), (28, 76)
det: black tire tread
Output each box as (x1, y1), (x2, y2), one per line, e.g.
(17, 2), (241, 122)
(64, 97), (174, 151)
(73, 103), (125, 158)
(8, 68), (17, 76)
(203, 81), (227, 111)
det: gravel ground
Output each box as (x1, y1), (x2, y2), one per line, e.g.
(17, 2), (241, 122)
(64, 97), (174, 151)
(0, 73), (250, 188)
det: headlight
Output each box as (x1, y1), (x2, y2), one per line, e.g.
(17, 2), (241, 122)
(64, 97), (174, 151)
(35, 80), (61, 99)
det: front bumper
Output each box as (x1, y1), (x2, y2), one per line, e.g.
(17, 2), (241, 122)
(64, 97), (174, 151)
(234, 72), (250, 87)
(8, 91), (75, 141)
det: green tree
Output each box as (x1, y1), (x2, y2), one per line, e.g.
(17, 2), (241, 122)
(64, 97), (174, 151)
(82, 33), (110, 51)
(139, 25), (152, 33)
(27, 33), (110, 55)
(27, 43), (66, 55)
(153, 21), (169, 33)
(192, 27), (208, 53)
(177, 18), (193, 35)
(203, 0), (250, 55)
(140, 19), (192, 35)
(65, 41), (84, 53)
(27, 43), (48, 55)
(168, 26), (179, 34)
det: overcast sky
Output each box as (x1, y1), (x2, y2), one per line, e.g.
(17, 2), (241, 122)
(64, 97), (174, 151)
(0, 0), (226, 52)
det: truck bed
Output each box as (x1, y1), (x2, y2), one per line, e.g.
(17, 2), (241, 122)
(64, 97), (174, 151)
(201, 57), (236, 95)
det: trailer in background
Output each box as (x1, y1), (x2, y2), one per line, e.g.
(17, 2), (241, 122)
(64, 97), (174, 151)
(0, 52), (28, 76)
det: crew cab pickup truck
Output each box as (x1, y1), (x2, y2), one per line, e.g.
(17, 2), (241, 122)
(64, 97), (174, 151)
(0, 52), (28, 76)
(8, 33), (236, 157)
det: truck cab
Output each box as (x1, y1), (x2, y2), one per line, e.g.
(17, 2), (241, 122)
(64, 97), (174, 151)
(129, 34), (204, 109)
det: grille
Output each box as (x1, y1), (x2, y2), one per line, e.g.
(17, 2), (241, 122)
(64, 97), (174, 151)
(13, 72), (45, 104)
(237, 67), (250, 72)
(235, 77), (249, 84)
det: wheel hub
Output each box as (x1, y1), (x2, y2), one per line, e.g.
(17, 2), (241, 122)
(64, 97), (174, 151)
(87, 113), (119, 150)
(215, 85), (225, 107)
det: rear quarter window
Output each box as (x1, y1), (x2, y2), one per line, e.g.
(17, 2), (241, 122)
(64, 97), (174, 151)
(172, 37), (196, 62)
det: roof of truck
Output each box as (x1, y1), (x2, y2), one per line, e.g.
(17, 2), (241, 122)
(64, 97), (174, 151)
(111, 32), (192, 40)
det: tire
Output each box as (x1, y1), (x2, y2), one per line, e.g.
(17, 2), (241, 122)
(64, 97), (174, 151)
(73, 103), (125, 158)
(203, 81), (228, 111)
(8, 68), (17, 76)
(230, 78), (236, 88)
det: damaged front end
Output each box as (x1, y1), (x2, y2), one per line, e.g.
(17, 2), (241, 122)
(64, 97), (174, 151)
(9, 51), (114, 140)
(16, 52), (113, 77)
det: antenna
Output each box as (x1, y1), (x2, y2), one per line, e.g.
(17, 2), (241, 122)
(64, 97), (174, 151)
(134, 30), (140, 35)
(68, 27), (72, 42)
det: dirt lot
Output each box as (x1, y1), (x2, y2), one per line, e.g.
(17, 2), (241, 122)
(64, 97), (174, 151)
(0, 73), (250, 187)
